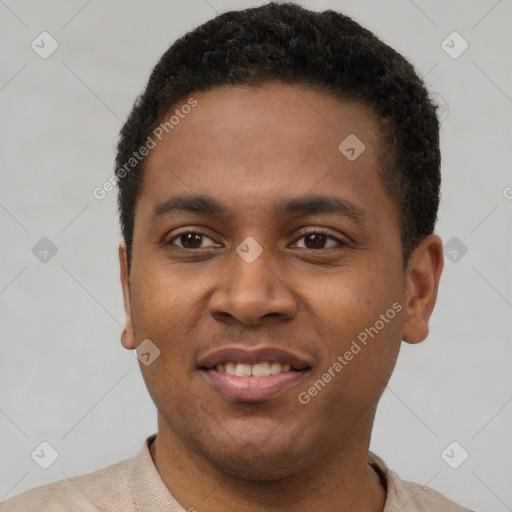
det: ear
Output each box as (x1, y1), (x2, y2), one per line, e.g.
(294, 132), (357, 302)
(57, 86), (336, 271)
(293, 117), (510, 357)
(119, 241), (136, 350)
(402, 234), (444, 344)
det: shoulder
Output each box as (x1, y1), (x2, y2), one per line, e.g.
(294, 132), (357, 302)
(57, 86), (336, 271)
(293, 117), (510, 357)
(368, 452), (473, 511)
(0, 458), (134, 512)
(391, 476), (473, 511)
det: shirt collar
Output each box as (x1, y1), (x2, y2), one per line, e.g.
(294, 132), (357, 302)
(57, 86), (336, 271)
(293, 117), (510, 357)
(129, 434), (186, 511)
(128, 435), (409, 511)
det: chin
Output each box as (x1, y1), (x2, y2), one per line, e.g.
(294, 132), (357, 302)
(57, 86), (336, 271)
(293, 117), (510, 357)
(203, 444), (307, 481)
(195, 428), (314, 481)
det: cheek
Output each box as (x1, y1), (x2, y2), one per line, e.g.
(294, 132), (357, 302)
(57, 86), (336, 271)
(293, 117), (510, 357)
(130, 268), (195, 341)
(131, 272), (200, 408)
(305, 260), (393, 327)
(306, 259), (403, 375)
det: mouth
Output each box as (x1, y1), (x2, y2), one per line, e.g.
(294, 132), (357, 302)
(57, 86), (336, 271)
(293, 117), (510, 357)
(198, 346), (312, 402)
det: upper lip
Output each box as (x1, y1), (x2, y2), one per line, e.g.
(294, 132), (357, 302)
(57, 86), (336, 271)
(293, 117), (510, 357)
(198, 346), (312, 370)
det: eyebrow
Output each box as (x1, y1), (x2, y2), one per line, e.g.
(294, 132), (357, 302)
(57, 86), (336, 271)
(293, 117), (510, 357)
(152, 193), (367, 222)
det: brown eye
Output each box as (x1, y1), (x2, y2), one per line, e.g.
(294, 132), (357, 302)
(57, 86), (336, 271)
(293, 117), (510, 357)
(168, 231), (217, 249)
(294, 230), (347, 250)
(179, 233), (203, 249)
(303, 233), (328, 249)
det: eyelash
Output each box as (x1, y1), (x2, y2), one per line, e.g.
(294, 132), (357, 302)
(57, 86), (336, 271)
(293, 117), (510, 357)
(166, 229), (349, 250)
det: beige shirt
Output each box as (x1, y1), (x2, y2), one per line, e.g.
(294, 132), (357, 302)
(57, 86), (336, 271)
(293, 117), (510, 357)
(0, 435), (472, 511)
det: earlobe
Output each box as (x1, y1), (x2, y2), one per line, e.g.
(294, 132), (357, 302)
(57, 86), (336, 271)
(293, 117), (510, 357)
(119, 242), (136, 350)
(401, 234), (444, 345)
(121, 324), (136, 350)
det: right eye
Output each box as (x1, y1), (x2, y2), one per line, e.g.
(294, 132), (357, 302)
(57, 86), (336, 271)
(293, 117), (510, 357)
(166, 231), (220, 250)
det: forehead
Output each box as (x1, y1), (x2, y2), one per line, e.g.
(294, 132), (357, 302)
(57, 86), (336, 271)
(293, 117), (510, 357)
(148, 82), (383, 167)
(137, 82), (396, 227)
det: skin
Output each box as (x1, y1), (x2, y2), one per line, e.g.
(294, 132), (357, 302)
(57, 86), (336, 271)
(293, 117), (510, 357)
(119, 82), (444, 512)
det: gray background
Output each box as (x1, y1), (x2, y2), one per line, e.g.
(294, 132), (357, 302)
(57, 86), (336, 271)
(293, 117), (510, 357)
(1, 0), (511, 509)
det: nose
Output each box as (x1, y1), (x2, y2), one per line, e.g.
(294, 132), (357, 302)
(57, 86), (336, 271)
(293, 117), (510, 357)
(208, 244), (298, 326)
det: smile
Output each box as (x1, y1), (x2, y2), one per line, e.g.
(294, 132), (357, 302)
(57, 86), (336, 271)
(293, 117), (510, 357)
(214, 361), (293, 376)
(198, 346), (312, 401)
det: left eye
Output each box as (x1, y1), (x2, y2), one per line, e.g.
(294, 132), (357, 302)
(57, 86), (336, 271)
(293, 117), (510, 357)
(293, 231), (346, 250)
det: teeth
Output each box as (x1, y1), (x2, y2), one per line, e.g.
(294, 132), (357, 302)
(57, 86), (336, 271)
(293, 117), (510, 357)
(251, 362), (270, 377)
(235, 363), (251, 377)
(269, 362), (281, 374)
(215, 361), (293, 376)
(225, 362), (236, 375)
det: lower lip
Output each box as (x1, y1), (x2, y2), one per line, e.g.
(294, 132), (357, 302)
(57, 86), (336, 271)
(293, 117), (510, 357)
(201, 369), (308, 401)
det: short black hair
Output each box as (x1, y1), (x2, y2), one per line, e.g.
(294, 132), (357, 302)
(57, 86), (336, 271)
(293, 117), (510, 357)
(115, 2), (440, 269)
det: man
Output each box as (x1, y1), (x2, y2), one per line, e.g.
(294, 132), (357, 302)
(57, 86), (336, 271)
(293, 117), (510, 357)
(1, 2), (473, 511)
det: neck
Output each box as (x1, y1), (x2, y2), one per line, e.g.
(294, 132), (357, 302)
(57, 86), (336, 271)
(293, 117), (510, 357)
(149, 416), (386, 512)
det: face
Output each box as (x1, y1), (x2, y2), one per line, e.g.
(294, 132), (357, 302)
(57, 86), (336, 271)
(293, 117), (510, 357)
(119, 82), (443, 481)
